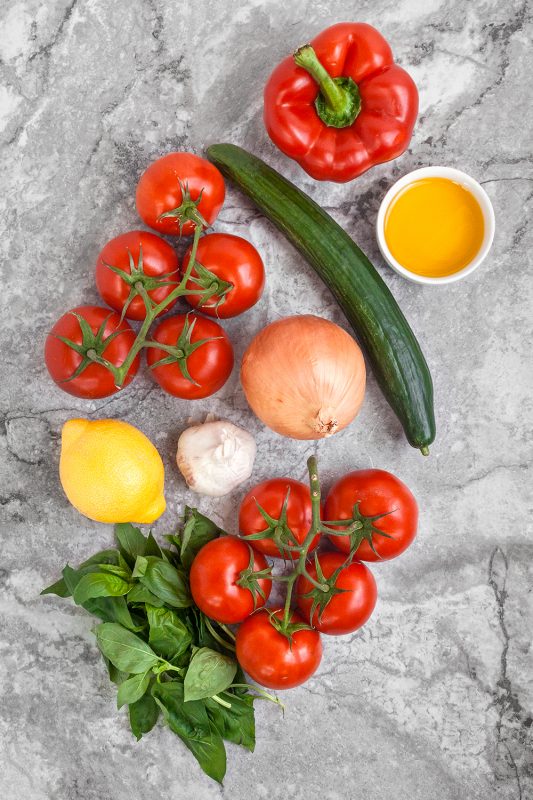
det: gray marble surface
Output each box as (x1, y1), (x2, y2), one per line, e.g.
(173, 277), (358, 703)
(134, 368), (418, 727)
(1, 0), (532, 798)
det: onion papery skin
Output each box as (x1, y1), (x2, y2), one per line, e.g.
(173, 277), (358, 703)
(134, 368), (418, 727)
(241, 315), (366, 439)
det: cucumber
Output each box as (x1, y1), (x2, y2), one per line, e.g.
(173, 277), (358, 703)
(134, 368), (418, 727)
(207, 144), (435, 454)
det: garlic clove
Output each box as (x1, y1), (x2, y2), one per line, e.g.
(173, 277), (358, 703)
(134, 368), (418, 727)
(176, 420), (256, 497)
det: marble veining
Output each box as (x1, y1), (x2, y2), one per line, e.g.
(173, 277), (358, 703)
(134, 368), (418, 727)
(0, 1), (532, 798)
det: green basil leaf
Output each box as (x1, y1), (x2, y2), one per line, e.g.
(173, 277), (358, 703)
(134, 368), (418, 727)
(105, 658), (129, 686)
(152, 681), (226, 784)
(85, 595), (143, 631)
(62, 565), (85, 595)
(180, 507), (225, 571)
(117, 671), (151, 709)
(115, 523), (147, 564)
(41, 576), (70, 597)
(145, 532), (164, 558)
(161, 547), (176, 563)
(129, 691), (159, 741)
(184, 647), (237, 702)
(81, 549), (121, 568)
(132, 556), (148, 578)
(205, 692), (255, 752)
(165, 533), (182, 550)
(118, 552), (132, 573)
(96, 563), (132, 579)
(146, 605), (192, 662)
(232, 664), (251, 695)
(134, 557), (191, 608)
(127, 583), (164, 607)
(41, 551), (120, 597)
(50, 564), (98, 597)
(73, 573), (132, 605)
(95, 622), (160, 674)
(62, 567), (141, 630)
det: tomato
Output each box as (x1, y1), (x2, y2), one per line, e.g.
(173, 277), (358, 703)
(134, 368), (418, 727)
(95, 230), (179, 320)
(190, 536), (271, 624)
(44, 305), (139, 399)
(239, 478), (320, 559)
(296, 552), (377, 635)
(146, 313), (234, 399)
(236, 608), (322, 689)
(136, 152), (225, 237)
(325, 469), (418, 561)
(182, 233), (265, 318)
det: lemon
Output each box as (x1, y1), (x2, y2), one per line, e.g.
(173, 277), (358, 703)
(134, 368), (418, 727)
(59, 418), (166, 524)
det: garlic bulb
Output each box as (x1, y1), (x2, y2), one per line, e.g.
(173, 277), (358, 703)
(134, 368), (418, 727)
(177, 420), (256, 497)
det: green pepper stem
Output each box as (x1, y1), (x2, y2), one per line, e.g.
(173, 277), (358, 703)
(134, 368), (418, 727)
(293, 45), (361, 129)
(294, 45), (345, 113)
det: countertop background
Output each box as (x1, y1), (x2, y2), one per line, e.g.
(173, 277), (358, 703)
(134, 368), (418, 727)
(1, 1), (532, 798)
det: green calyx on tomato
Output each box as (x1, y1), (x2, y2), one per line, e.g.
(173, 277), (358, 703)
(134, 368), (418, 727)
(296, 552), (377, 635)
(146, 313), (225, 387)
(241, 487), (303, 560)
(326, 501), (393, 558)
(146, 313), (234, 400)
(45, 306), (140, 398)
(296, 551), (351, 625)
(183, 233), (265, 319)
(187, 260), (234, 311)
(157, 179), (211, 234)
(235, 608), (322, 689)
(189, 535), (271, 625)
(136, 152), (225, 237)
(324, 469), (418, 562)
(264, 607), (314, 641)
(101, 245), (179, 322)
(235, 546), (273, 611)
(51, 309), (129, 386)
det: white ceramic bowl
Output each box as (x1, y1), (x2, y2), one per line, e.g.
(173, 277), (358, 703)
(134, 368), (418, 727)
(376, 166), (495, 285)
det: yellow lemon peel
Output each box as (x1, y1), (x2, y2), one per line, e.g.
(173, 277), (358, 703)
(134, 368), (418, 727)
(59, 418), (166, 524)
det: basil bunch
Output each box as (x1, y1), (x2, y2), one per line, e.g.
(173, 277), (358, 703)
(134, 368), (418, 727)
(42, 508), (255, 783)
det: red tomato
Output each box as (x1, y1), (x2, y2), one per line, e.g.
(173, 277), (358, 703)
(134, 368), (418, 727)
(136, 153), (225, 236)
(95, 230), (179, 320)
(325, 469), (418, 561)
(296, 552), (377, 635)
(44, 305), (139, 398)
(190, 536), (271, 624)
(236, 608), (322, 689)
(146, 313), (234, 399)
(239, 478), (320, 559)
(182, 233), (265, 318)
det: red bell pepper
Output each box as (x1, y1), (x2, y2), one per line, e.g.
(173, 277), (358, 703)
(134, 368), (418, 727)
(264, 23), (418, 183)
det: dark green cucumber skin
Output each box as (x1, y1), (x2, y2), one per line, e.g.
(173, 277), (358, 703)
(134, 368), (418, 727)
(207, 143), (435, 452)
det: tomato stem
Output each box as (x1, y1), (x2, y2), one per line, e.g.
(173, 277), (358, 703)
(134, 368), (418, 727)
(301, 568), (329, 593)
(227, 684), (284, 710)
(205, 617), (236, 652)
(280, 455), (329, 629)
(210, 693), (233, 708)
(113, 223), (205, 387)
(218, 622), (236, 642)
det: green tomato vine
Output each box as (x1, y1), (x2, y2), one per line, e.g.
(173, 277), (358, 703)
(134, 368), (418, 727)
(240, 455), (368, 636)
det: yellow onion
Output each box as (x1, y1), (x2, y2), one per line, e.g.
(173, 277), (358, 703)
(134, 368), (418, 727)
(241, 315), (366, 439)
